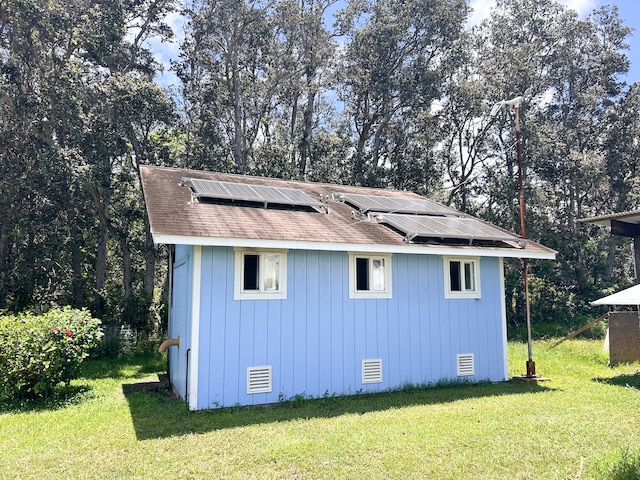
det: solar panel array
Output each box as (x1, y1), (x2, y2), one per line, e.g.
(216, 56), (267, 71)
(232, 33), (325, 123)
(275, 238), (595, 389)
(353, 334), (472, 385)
(336, 192), (459, 216)
(375, 213), (523, 244)
(181, 178), (522, 247)
(336, 192), (522, 247)
(183, 177), (324, 208)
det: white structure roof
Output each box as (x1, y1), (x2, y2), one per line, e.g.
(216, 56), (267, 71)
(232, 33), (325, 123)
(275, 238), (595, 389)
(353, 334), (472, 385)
(591, 284), (640, 305)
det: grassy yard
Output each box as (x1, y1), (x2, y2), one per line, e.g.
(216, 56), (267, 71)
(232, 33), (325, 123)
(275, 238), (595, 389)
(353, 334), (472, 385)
(1, 340), (640, 479)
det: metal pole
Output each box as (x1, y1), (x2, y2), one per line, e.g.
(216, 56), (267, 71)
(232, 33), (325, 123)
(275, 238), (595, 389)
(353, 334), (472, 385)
(514, 103), (536, 377)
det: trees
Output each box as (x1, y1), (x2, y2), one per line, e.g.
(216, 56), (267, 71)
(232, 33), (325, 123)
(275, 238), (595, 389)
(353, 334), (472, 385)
(2, 0), (639, 334)
(177, 0), (339, 178)
(466, 0), (632, 324)
(336, 0), (468, 189)
(0, 0), (176, 330)
(1, 0), (93, 310)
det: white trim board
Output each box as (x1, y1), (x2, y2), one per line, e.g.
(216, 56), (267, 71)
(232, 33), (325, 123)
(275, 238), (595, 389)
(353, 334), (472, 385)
(188, 245), (202, 411)
(499, 258), (509, 381)
(151, 234), (556, 260)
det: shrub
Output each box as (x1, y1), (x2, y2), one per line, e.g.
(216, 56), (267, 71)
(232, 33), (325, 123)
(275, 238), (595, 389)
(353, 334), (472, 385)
(0, 307), (103, 399)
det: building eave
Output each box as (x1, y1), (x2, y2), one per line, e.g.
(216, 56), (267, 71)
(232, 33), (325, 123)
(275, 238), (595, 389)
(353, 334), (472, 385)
(152, 233), (557, 260)
(581, 209), (640, 227)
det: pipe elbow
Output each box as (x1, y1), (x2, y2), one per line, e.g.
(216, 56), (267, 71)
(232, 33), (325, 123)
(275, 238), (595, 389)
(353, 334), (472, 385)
(158, 336), (180, 353)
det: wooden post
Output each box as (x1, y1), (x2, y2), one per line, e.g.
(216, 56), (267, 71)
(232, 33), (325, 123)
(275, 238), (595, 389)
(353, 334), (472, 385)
(610, 220), (640, 282)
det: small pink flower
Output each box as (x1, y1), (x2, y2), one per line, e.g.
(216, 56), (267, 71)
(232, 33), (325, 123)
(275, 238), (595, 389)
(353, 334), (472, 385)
(50, 328), (58, 334)
(64, 329), (72, 337)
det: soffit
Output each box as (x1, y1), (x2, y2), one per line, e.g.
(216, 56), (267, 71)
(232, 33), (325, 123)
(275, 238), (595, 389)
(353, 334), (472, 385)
(581, 210), (640, 227)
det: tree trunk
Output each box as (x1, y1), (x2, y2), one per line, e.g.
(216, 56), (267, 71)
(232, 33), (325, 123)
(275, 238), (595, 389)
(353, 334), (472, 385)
(96, 221), (108, 292)
(86, 182), (111, 315)
(0, 226), (9, 308)
(603, 234), (618, 283)
(121, 236), (132, 301)
(353, 115), (374, 185)
(372, 110), (393, 168)
(299, 90), (315, 176)
(71, 221), (84, 308)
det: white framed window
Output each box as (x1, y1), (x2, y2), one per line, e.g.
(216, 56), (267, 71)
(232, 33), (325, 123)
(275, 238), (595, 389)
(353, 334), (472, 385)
(444, 256), (481, 299)
(348, 252), (392, 299)
(234, 248), (287, 300)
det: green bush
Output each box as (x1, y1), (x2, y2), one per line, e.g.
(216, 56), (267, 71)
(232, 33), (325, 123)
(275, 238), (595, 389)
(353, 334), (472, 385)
(0, 307), (103, 399)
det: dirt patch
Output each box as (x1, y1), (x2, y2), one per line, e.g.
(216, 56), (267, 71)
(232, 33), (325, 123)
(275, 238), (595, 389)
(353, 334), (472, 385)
(122, 375), (170, 394)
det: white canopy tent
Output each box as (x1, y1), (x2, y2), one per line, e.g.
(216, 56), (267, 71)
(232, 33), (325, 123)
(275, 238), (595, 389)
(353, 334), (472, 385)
(591, 284), (640, 306)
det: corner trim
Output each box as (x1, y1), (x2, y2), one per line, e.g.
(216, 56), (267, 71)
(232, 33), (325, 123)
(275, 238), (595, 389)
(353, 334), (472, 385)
(188, 245), (201, 410)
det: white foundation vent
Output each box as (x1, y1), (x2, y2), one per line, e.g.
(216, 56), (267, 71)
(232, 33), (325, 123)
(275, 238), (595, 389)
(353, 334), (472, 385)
(457, 354), (475, 376)
(362, 359), (383, 384)
(247, 366), (272, 394)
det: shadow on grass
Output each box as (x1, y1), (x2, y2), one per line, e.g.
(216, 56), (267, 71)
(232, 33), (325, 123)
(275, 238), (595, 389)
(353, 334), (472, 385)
(593, 371), (640, 390)
(1, 353), (166, 415)
(123, 378), (556, 441)
(0, 384), (94, 414)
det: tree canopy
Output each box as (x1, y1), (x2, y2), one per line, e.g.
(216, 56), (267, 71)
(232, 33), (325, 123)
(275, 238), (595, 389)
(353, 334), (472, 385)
(1, 0), (638, 332)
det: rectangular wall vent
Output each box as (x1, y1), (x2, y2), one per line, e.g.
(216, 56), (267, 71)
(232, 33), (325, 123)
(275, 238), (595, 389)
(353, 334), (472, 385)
(457, 354), (475, 376)
(247, 366), (272, 394)
(362, 359), (383, 384)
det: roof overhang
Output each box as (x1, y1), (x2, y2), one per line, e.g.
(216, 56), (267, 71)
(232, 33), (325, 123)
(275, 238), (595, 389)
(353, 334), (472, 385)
(153, 233), (557, 260)
(581, 210), (640, 236)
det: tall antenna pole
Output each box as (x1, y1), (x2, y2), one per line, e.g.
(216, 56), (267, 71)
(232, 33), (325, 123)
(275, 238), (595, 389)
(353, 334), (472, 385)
(514, 102), (535, 377)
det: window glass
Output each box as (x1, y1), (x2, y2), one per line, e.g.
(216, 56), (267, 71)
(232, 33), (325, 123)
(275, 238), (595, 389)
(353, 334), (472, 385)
(356, 257), (369, 291)
(450, 260), (461, 291)
(464, 261), (475, 291)
(372, 258), (385, 291)
(263, 254), (280, 291)
(243, 254), (259, 290)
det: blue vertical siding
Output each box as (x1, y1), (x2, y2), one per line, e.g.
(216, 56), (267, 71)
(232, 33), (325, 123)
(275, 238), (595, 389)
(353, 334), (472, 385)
(329, 251), (346, 393)
(305, 251), (320, 396)
(317, 252), (332, 396)
(186, 247), (507, 409)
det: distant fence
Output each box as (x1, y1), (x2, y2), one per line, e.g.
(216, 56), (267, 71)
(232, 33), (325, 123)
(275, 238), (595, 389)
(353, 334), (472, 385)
(101, 324), (138, 349)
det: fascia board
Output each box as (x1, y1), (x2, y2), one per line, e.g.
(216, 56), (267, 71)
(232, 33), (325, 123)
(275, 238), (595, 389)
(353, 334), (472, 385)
(152, 233), (556, 260)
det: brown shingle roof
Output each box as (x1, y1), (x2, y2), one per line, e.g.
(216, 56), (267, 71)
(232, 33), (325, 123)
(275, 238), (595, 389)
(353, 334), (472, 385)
(140, 165), (556, 259)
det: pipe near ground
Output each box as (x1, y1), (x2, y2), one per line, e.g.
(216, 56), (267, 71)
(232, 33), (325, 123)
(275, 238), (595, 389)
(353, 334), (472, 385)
(158, 336), (180, 353)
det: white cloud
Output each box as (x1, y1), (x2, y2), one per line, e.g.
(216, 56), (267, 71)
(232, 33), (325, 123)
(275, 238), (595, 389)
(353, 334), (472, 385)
(559, 0), (598, 16)
(466, 0), (494, 27)
(143, 11), (186, 87)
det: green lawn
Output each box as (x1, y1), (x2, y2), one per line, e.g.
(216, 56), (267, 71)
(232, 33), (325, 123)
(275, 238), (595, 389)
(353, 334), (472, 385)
(1, 340), (640, 479)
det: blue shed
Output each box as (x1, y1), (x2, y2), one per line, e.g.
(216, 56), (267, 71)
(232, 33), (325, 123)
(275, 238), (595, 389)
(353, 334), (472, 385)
(141, 166), (556, 410)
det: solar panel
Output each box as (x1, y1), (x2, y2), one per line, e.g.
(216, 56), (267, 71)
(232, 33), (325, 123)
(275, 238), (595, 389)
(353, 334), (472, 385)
(336, 192), (459, 216)
(375, 213), (524, 246)
(182, 177), (324, 209)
